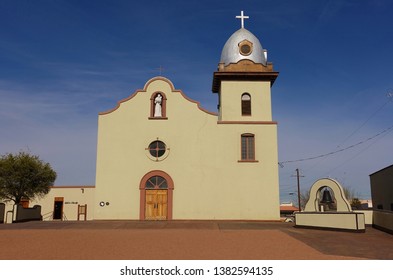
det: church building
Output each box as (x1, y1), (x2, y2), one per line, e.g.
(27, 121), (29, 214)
(94, 12), (280, 221)
(1, 12), (281, 222)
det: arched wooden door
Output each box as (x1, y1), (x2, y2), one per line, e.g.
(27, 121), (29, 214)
(139, 170), (174, 220)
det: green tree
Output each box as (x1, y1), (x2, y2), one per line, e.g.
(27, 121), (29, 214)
(0, 151), (57, 204)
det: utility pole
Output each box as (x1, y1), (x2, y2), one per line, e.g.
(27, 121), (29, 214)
(296, 169), (301, 212)
(292, 169), (304, 211)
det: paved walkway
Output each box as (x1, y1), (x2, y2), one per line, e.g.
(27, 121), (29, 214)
(0, 221), (392, 260)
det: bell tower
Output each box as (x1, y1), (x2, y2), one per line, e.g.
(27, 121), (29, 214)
(212, 11), (279, 122)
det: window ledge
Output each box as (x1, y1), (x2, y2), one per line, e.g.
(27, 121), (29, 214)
(148, 117), (168, 120)
(238, 160), (259, 163)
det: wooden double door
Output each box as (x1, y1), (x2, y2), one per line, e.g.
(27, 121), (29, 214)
(145, 189), (168, 220)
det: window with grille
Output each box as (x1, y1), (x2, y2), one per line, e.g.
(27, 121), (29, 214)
(145, 176), (168, 189)
(241, 93), (251, 116)
(148, 140), (166, 159)
(145, 139), (170, 161)
(241, 133), (255, 161)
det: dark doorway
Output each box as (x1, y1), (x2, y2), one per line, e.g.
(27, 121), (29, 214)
(53, 197), (64, 220)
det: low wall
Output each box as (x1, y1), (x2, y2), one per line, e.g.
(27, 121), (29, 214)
(353, 210), (373, 225)
(0, 203), (5, 223)
(294, 212), (365, 232)
(15, 205), (42, 223)
(373, 210), (393, 234)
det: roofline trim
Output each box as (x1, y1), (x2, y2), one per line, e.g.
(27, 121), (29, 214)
(99, 76), (217, 116)
(212, 71), (279, 93)
(369, 164), (393, 177)
(50, 186), (95, 189)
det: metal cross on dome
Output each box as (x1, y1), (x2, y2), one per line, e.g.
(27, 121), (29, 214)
(236, 11), (249, 29)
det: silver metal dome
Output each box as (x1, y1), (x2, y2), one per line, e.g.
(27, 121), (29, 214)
(220, 28), (266, 66)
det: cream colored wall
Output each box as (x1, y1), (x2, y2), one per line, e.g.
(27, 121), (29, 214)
(295, 212), (366, 231)
(33, 187), (95, 220)
(353, 210), (373, 225)
(2, 202), (15, 223)
(95, 77), (280, 220)
(172, 124), (279, 220)
(219, 81), (272, 121)
(373, 210), (393, 232)
(1, 187), (95, 222)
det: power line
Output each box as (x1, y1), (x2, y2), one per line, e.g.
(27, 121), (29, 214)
(282, 91), (393, 173)
(324, 124), (393, 175)
(279, 123), (393, 166)
(337, 90), (393, 148)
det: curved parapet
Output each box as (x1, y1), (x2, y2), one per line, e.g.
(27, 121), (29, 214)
(100, 76), (217, 116)
(304, 178), (352, 212)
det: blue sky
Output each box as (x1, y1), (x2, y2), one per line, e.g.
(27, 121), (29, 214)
(1, 0), (392, 203)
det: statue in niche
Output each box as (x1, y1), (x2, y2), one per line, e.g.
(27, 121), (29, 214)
(154, 94), (163, 117)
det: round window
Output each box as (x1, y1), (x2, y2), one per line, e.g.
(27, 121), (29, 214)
(148, 140), (166, 158)
(239, 40), (253, 56)
(145, 139), (170, 161)
(240, 44), (251, 55)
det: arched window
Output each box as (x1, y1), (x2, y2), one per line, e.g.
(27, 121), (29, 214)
(150, 92), (167, 119)
(145, 176), (168, 189)
(241, 93), (251, 116)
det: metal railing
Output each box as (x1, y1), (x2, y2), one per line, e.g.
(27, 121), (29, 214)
(42, 211), (54, 221)
(42, 211), (68, 221)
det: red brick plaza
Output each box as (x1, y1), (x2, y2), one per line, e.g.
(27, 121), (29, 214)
(0, 220), (392, 260)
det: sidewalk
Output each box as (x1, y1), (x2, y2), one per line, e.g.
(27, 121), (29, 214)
(0, 220), (392, 260)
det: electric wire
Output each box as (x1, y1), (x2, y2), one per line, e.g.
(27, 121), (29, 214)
(336, 92), (392, 148)
(290, 92), (393, 175)
(278, 123), (393, 166)
(324, 125), (393, 175)
(278, 91), (392, 201)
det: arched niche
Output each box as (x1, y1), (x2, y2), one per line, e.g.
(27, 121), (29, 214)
(149, 92), (167, 119)
(304, 178), (352, 212)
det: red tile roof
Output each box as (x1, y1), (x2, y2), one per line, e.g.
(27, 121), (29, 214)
(280, 205), (299, 212)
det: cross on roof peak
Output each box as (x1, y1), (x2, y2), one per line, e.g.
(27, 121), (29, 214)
(156, 65), (164, 76)
(236, 11), (249, 29)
